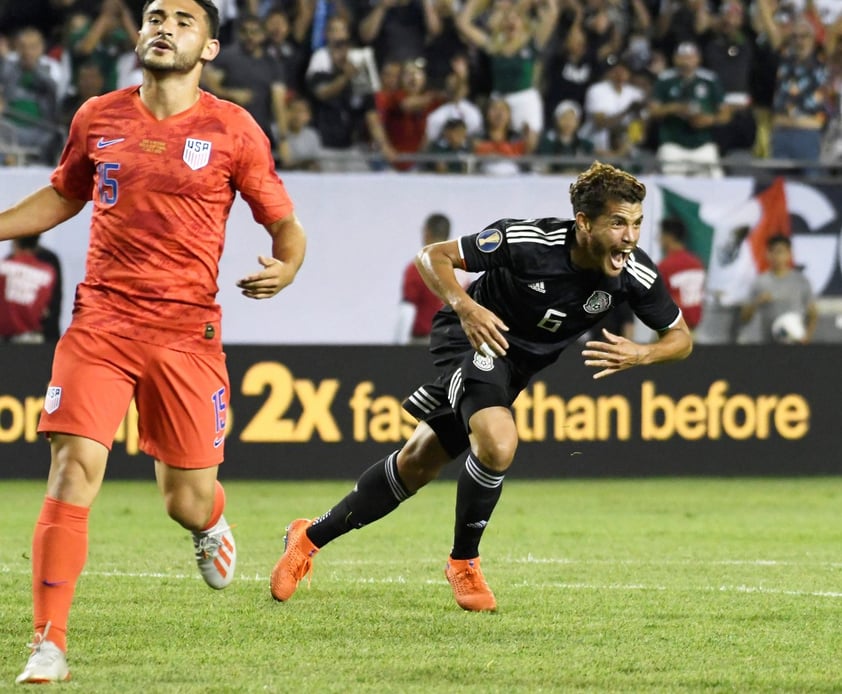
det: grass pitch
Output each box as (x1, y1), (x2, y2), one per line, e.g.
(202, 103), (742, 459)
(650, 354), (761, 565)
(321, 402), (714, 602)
(2, 477), (842, 693)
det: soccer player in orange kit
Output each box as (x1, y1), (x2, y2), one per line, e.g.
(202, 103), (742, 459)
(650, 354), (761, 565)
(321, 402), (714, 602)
(2, 0), (307, 684)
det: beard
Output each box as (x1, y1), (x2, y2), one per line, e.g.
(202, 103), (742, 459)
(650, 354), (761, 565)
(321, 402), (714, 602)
(585, 235), (624, 276)
(137, 43), (203, 74)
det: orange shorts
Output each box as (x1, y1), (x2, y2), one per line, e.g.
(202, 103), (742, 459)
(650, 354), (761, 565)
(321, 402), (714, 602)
(38, 326), (230, 468)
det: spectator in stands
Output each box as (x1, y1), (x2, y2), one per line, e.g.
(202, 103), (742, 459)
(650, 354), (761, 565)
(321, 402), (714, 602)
(278, 96), (323, 170)
(425, 116), (472, 173)
(307, 21), (395, 169)
(623, 0), (655, 71)
(4, 23), (70, 101)
(748, 0), (793, 157)
(375, 58), (403, 102)
(0, 27), (62, 164)
(0, 0), (100, 51)
(535, 99), (594, 173)
(769, 17), (827, 172)
(581, 0), (624, 63)
(648, 41), (729, 176)
(703, 0), (757, 157)
(422, 0), (471, 91)
(379, 57), (442, 170)
(59, 59), (106, 127)
(203, 14), (288, 163)
(0, 235), (60, 344)
(541, 22), (599, 126)
(424, 60), (483, 144)
(67, 0), (137, 92)
(824, 41), (842, 163)
(306, 16), (381, 97)
(59, 60), (105, 128)
(654, 0), (712, 58)
(740, 234), (817, 344)
(358, 0), (441, 68)
(456, 0), (560, 151)
(291, 0), (352, 52)
(374, 59), (401, 146)
(394, 212), (451, 344)
(579, 55), (647, 158)
(264, 6), (308, 98)
(472, 95), (528, 175)
(657, 218), (706, 331)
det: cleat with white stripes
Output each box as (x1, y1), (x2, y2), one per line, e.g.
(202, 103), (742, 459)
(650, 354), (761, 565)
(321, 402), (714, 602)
(192, 514), (236, 589)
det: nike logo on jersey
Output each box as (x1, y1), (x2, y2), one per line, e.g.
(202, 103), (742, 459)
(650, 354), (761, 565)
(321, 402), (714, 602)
(42, 579), (68, 587)
(97, 137), (125, 149)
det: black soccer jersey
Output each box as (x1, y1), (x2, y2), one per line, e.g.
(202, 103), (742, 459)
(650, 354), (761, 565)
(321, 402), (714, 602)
(432, 216), (681, 370)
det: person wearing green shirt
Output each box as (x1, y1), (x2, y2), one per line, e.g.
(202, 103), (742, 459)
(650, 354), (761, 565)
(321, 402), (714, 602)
(535, 99), (594, 174)
(648, 41), (730, 177)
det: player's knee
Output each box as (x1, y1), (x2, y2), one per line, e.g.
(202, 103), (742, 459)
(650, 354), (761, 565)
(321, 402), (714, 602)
(469, 410), (518, 472)
(472, 435), (517, 473)
(47, 436), (107, 505)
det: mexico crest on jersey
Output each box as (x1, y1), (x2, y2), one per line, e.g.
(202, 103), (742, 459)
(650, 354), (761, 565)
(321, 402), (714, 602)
(583, 290), (612, 314)
(183, 138), (212, 170)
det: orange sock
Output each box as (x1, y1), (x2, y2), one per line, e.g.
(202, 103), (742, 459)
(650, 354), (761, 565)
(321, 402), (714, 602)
(31, 496), (90, 653)
(201, 480), (225, 531)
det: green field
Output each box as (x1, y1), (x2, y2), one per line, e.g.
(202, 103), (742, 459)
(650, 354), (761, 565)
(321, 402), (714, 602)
(2, 478), (842, 693)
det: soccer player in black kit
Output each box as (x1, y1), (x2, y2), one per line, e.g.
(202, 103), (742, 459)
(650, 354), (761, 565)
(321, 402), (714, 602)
(271, 162), (693, 611)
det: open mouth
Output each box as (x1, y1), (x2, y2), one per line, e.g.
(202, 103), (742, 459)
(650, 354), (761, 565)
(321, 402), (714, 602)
(609, 248), (633, 271)
(151, 39), (174, 51)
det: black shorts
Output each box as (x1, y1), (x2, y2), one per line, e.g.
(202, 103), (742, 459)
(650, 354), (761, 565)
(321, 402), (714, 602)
(402, 347), (531, 459)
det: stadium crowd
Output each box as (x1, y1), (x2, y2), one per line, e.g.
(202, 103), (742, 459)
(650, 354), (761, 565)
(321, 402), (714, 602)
(0, 0), (841, 173)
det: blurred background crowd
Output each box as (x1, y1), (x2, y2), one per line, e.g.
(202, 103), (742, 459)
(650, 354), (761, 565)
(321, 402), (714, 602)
(0, 0), (841, 174)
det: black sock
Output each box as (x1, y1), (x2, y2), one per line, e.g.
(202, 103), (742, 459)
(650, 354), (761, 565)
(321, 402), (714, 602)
(451, 453), (505, 560)
(307, 451), (412, 548)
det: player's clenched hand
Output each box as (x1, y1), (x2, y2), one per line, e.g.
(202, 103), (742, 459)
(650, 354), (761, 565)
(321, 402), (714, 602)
(458, 301), (509, 358)
(581, 328), (646, 379)
(237, 255), (296, 299)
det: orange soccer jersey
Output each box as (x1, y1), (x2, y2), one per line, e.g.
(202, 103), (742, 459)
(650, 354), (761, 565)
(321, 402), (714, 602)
(51, 86), (294, 353)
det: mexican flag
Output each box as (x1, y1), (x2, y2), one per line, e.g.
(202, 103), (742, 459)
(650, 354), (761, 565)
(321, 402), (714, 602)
(659, 177), (790, 305)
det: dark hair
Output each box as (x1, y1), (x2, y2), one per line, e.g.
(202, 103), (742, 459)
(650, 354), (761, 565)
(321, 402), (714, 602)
(424, 213), (451, 242)
(660, 217), (687, 243)
(569, 161), (646, 219)
(443, 117), (466, 130)
(142, 0), (220, 39)
(767, 233), (791, 249)
(16, 235), (40, 250)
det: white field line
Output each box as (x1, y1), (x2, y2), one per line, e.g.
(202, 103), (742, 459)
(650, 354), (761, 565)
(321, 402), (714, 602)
(2, 563), (842, 599)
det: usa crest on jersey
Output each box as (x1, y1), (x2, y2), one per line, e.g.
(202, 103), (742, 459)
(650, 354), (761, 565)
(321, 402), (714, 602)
(183, 138), (212, 170)
(44, 386), (62, 414)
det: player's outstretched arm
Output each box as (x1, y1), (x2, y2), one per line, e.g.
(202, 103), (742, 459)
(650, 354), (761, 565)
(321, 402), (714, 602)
(582, 315), (693, 380)
(237, 212), (307, 299)
(0, 185), (87, 241)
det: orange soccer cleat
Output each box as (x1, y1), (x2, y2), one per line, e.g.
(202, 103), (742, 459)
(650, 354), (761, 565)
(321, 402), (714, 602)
(445, 556), (497, 612)
(270, 519), (319, 602)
